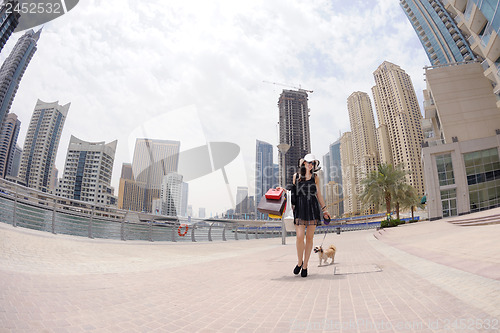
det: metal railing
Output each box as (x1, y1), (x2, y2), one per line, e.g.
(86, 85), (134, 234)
(0, 179), (380, 242)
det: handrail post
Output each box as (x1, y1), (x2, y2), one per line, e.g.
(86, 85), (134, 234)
(88, 205), (94, 239)
(191, 222), (196, 242)
(12, 184), (18, 227)
(234, 225), (238, 240)
(255, 226), (259, 239)
(51, 200), (56, 234)
(172, 222), (177, 242)
(121, 218), (126, 241)
(148, 220), (153, 242)
(245, 226), (249, 240)
(208, 222), (213, 242)
(222, 223), (227, 241)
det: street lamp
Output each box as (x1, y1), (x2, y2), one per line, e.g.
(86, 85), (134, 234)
(277, 143), (290, 245)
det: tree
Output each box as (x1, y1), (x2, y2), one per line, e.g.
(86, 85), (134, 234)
(359, 163), (406, 217)
(395, 183), (424, 221)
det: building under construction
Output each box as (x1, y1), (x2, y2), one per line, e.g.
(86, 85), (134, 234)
(278, 89), (311, 187)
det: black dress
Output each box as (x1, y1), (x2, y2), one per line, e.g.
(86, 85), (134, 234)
(293, 173), (322, 226)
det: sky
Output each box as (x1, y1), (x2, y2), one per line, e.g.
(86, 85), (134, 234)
(1, 0), (430, 217)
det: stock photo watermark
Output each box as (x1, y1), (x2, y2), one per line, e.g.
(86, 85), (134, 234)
(290, 318), (499, 331)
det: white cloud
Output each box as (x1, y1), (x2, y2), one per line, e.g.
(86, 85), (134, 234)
(2, 0), (429, 216)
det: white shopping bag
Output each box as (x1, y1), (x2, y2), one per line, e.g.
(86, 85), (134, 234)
(283, 190), (295, 232)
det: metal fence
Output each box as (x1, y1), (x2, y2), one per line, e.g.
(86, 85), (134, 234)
(0, 179), (380, 242)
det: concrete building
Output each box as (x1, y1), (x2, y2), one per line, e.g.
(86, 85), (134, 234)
(255, 140), (274, 219)
(6, 143), (21, 179)
(403, 0), (500, 102)
(57, 135), (117, 206)
(160, 172), (183, 216)
(400, 0), (475, 66)
(340, 132), (357, 216)
(180, 182), (189, 217)
(347, 92), (380, 214)
(422, 61), (500, 220)
(235, 186), (249, 217)
(278, 89), (311, 186)
(0, 1), (20, 53)
(0, 29), (40, 131)
(0, 112), (20, 178)
(372, 61), (425, 196)
(18, 99), (69, 193)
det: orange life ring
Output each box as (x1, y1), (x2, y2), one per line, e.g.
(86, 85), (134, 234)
(178, 224), (189, 236)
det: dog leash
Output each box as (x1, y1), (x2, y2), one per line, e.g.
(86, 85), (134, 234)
(319, 230), (327, 248)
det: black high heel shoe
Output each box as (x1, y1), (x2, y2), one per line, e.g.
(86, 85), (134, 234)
(293, 263), (302, 275)
(301, 268), (308, 277)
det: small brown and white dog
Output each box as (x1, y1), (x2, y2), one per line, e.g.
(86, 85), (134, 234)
(313, 245), (336, 266)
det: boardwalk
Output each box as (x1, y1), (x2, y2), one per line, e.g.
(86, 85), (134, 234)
(0, 215), (499, 332)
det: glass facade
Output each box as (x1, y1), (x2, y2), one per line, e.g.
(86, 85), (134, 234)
(401, 0), (475, 66)
(465, 148), (500, 212)
(436, 153), (455, 186)
(441, 188), (457, 217)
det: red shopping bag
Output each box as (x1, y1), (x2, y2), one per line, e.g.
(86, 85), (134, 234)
(265, 187), (284, 200)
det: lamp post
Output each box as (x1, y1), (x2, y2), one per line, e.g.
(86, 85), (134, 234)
(277, 143), (290, 245)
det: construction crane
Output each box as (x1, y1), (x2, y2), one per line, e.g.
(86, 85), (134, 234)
(263, 80), (313, 93)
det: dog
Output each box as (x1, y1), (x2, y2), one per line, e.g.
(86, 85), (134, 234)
(313, 245), (336, 266)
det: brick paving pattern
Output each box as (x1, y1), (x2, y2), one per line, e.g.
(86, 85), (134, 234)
(0, 215), (499, 332)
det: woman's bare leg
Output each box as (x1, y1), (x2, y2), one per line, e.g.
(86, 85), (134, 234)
(295, 225), (305, 266)
(303, 225), (316, 269)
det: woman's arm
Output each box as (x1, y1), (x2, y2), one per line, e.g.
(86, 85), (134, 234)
(315, 175), (331, 218)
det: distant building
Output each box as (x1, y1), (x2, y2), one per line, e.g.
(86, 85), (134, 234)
(235, 186), (249, 217)
(0, 113), (20, 178)
(7, 144), (21, 178)
(347, 91), (380, 215)
(180, 182), (188, 217)
(57, 135), (117, 206)
(118, 139), (180, 213)
(255, 140), (273, 218)
(422, 61), (500, 219)
(0, 29), (41, 131)
(278, 89), (311, 186)
(18, 99), (69, 193)
(340, 132), (356, 217)
(160, 172), (183, 216)
(199, 207), (206, 219)
(328, 140), (343, 216)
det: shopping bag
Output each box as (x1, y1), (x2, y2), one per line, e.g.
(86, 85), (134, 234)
(257, 193), (286, 216)
(265, 187), (284, 200)
(283, 190), (295, 232)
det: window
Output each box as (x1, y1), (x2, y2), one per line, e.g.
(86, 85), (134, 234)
(464, 148), (500, 212)
(435, 153), (455, 186)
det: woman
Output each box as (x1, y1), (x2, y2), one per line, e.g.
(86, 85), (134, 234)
(292, 154), (331, 277)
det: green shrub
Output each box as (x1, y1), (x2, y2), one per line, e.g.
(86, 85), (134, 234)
(380, 219), (404, 228)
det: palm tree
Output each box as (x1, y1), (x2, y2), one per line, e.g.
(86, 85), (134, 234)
(396, 184), (424, 222)
(359, 163), (406, 217)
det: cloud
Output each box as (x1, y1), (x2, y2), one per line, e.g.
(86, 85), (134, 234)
(2, 0), (429, 215)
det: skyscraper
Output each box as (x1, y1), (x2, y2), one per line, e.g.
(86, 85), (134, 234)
(372, 61), (425, 195)
(0, 1), (20, 53)
(0, 28), (41, 130)
(160, 172), (183, 216)
(235, 186), (249, 217)
(255, 139), (273, 218)
(278, 89), (311, 186)
(57, 135), (117, 205)
(118, 139), (180, 213)
(340, 132), (357, 216)
(347, 92), (380, 214)
(327, 139), (344, 216)
(131, 138), (180, 189)
(18, 99), (69, 192)
(0, 112), (20, 178)
(400, 0), (475, 66)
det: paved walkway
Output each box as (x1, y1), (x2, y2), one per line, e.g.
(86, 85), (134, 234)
(0, 217), (499, 332)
